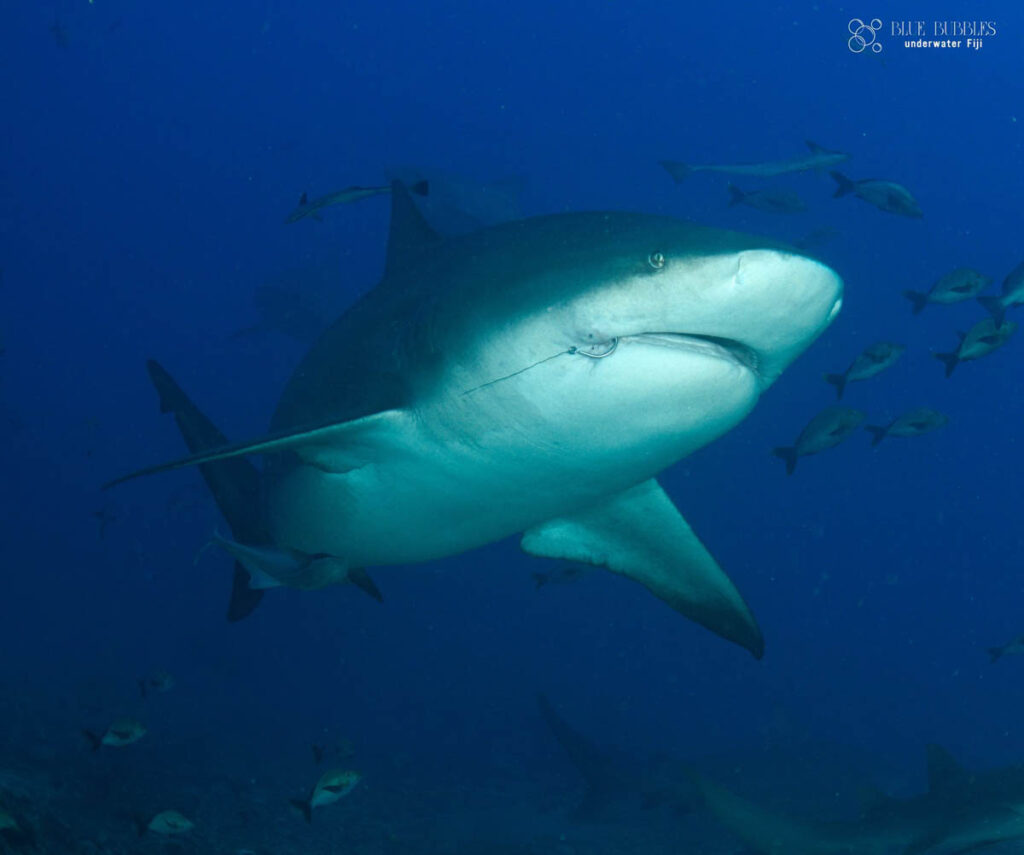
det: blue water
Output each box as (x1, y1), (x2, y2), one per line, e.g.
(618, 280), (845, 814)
(1, 2), (1023, 851)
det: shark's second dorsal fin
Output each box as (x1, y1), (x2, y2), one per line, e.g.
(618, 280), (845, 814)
(385, 180), (442, 277)
(926, 744), (970, 795)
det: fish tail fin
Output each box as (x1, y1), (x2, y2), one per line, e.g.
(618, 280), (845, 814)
(659, 160), (691, 183)
(143, 360), (267, 622)
(864, 425), (888, 446)
(934, 351), (959, 378)
(988, 647), (1003, 664)
(532, 572), (548, 590)
(348, 567), (384, 602)
(823, 372), (847, 399)
(977, 295), (1006, 325)
(772, 446), (798, 475)
(410, 179), (429, 196)
(138, 678), (147, 700)
(290, 798), (313, 824)
(903, 290), (929, 315)
(82, 730), (102, 751)
(726, 183), (745, 206)
(830, 171), (856, 198)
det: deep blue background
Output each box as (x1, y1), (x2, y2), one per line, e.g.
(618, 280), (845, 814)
(1, 0), (1022, 794)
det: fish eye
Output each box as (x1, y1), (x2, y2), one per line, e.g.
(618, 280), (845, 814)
(647, 252), (666, 270)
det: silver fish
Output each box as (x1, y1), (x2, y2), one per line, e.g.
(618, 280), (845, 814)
(661, 141), (849, 182)
(865, 408), (948, 446)
(978, 259), (1024, 325)
(727, 184), (806, 214)
(824, 341), (904, 399)
(934, 318), (1017, 377)
(904, 267), (991, 314)
(285, 180), (428, 223)
(989, 634), (1024, 663)
(830, 173), (922, 218)
(773, 406), (865, 474)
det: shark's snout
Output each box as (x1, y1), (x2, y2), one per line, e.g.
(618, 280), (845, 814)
(729, 249), (844, 386)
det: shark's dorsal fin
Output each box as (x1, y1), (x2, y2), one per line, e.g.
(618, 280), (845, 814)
(926, 744), (970, 795)
(385, 180), (442, 276)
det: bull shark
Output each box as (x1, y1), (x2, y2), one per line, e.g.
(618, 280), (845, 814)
(109, 182), (843, 656)
(661, 141), (849, 183)
(694, 744), (1024, 855)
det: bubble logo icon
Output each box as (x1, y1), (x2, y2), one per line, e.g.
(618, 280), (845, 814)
(848, 18), (882, 53)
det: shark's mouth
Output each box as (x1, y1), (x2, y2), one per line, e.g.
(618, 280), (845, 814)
(623, 332), (761, 374)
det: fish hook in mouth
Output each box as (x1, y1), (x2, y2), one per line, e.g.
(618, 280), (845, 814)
(571, 338), (619, 358)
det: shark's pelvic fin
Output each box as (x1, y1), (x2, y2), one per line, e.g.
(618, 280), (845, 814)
(211, 533), (383, 600)
(521, 479), (763, 657)
(384, 179), (443, 277)
(145, 359), (266, 621)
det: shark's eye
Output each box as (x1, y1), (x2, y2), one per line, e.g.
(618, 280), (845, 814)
(648, 251), (666, 270)
(575, 338), (618, 358)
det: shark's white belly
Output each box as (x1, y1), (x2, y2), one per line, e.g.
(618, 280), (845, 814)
(267, 341), (759, 566)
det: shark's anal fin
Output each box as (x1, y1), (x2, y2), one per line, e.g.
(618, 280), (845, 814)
(522, 479), (763, 658)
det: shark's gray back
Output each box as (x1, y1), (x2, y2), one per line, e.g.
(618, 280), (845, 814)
(270, 209), (782, 433)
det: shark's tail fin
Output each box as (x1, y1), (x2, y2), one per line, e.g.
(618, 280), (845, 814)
(934, 351), (959, 379)
(864, 425), (888, 446)
(691, 770), (814, 855)
(830, 171), (856, 198)
(988, 647), (1003, 664)
(537, 693), (622, 820)
(772, 446), (799, 475)
(903, 290), (929, 315)
(145, 360), (267, 622)
(659, 160), (692, 183)
(823, 372), (848, 399)
(82, 730), (102, 751)
(977, 295), (1006, 326)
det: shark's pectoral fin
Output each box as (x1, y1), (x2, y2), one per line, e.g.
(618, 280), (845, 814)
(105, 408), (411, 488)
(521, 479), (763, 658)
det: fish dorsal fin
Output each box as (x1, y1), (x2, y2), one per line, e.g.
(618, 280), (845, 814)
(299, 192), (308, 206)
(806, 140), (829, 153)
(385, 180), (442, 276)
(926, 744), (970, 795)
